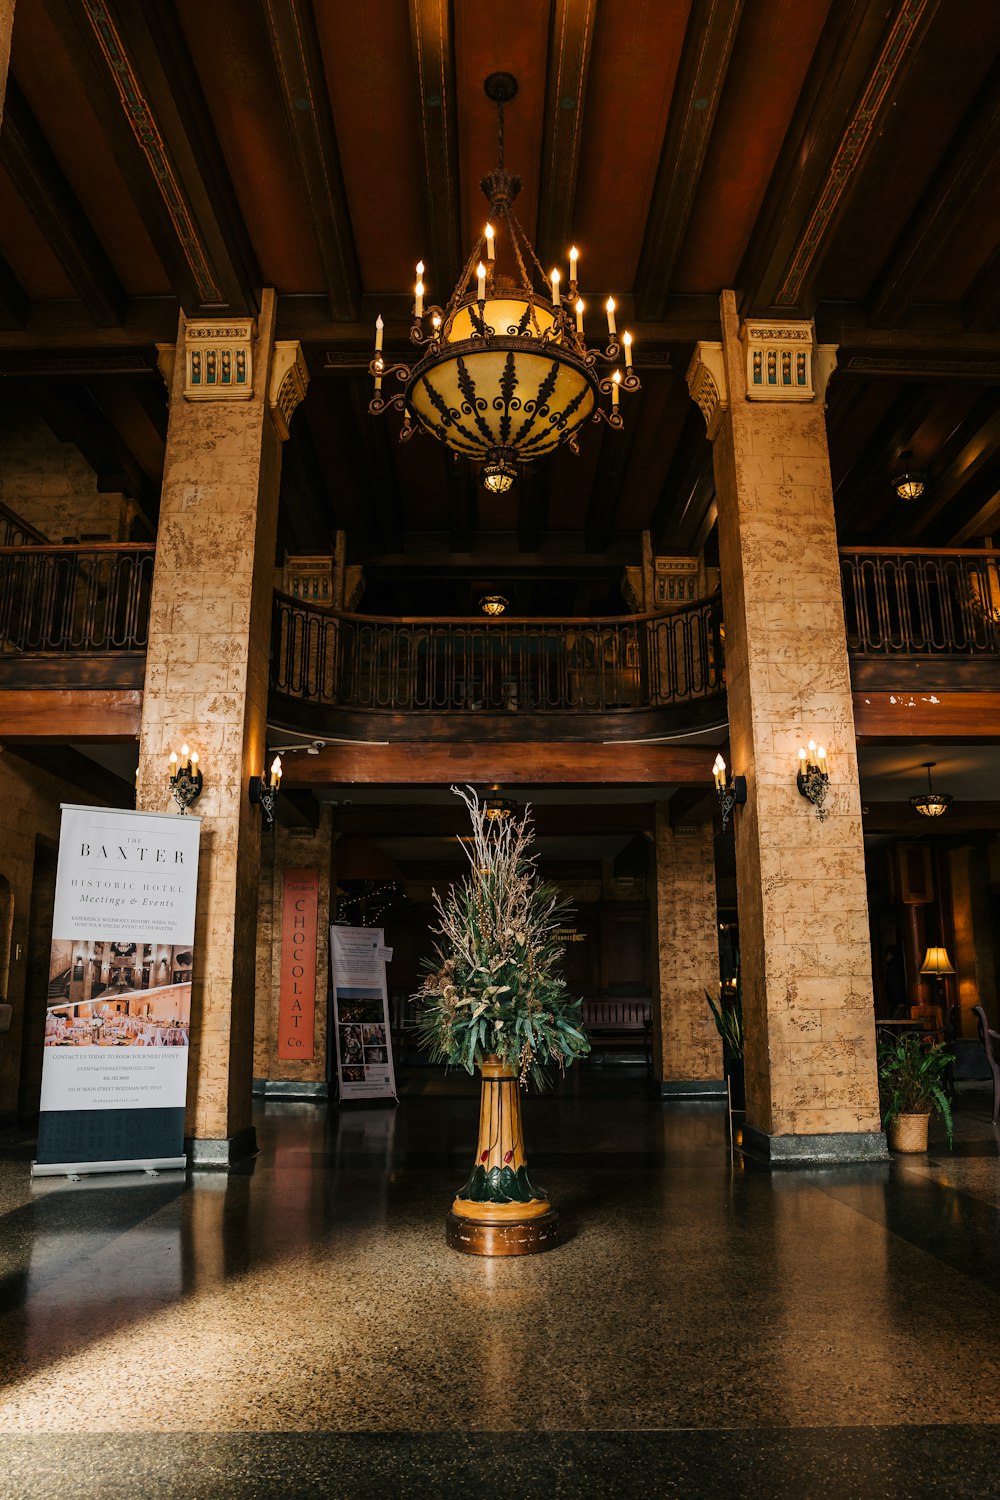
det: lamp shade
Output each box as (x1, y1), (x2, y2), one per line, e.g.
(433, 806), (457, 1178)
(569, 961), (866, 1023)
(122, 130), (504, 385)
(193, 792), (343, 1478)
(920, 946), (955, 977)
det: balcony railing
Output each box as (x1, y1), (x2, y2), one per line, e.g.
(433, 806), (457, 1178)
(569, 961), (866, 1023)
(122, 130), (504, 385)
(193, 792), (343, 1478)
(0, 501), (49, 548)
(0, 544), (155, 654)
(270, 592), (724, 715)
(840, 547), (1000, 656)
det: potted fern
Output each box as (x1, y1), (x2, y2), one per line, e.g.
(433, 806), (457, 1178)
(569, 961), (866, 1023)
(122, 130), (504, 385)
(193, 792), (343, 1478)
(878, 1032), (953, 1152)
(706, 968), (744, 1110)
(414, 786), (589, 1255)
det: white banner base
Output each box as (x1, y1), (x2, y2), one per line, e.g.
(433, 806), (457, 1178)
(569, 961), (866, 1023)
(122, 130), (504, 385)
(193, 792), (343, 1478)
(31, 1154), (187, 1178)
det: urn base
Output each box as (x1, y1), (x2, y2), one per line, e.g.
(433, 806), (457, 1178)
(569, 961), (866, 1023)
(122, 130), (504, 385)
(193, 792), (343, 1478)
(445, 1207), (560, 1256)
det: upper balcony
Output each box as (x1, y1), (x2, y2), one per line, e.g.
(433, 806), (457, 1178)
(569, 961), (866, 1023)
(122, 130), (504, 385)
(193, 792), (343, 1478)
(2, 537), (1000, 742)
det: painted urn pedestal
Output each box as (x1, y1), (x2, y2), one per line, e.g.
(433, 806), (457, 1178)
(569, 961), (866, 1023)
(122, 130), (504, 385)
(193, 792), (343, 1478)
(446, 1056), (560, 1256)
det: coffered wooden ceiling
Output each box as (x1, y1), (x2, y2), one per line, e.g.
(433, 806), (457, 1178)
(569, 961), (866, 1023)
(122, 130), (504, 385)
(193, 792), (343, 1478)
(0, 0), (998, 610)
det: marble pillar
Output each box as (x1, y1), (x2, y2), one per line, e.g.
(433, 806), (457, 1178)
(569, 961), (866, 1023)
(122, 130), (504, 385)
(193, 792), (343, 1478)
(651, 807), (724, 1096)
(137, 292), (309, 1164)
(687, 291), (884, 1163)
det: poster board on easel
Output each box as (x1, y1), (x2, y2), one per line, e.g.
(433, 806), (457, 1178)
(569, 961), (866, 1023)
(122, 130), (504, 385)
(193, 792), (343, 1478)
(329, 924), (397, 1102)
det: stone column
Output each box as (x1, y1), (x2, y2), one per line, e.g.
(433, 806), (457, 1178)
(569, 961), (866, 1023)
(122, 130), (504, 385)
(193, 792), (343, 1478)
(687, 291), (884, 1163)
(0, 1), (13, 130)
(650, 807), (724, 1097)
(137, 292), (308, 1164)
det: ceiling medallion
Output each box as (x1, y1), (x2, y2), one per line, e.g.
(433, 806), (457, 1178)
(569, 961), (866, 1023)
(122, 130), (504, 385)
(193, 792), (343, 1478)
(369, 72), (640, 493)
(480, 594), (509, 616)
(911, 761), (952, 818)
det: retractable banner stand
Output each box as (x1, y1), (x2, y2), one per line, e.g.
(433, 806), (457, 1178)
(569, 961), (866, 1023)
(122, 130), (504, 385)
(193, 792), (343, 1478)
(330, 925), (396, 1102)
(33, 805), (202, 1178)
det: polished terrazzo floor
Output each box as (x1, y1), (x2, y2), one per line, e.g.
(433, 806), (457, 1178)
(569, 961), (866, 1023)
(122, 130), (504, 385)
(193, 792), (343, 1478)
(1, 1066), (1000, 1498)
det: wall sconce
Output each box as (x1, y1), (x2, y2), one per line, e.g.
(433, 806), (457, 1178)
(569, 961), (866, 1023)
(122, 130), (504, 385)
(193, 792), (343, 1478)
(249, 755), (283, 830)
(796, 741), (829, 821)
(168, 743), (202, 815)
(712, 754), (746, 831)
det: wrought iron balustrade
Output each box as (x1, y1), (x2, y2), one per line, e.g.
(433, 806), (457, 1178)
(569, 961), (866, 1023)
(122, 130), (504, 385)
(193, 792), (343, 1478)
(270, 592), (724, 714)
(840, 548), (1000, 657)
(0, 544), (155, 654)
(0, 501), (49, 547)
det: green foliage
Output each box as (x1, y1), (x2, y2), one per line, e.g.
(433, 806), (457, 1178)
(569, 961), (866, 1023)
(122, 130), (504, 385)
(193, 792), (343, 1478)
(412, 786), (590, 1090)
(877, 1033), (954, 1147)
(706, 969), (743, 1060)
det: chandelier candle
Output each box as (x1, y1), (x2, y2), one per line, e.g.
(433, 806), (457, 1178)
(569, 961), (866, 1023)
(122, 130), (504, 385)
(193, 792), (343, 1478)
(551, 267), (560, 306)
(575, 297), (584, 333)
(485, 222), (495, 260)
(414, 263), (424, 319)
(606, 297), (616, 336)
(569, 245), (578, 286)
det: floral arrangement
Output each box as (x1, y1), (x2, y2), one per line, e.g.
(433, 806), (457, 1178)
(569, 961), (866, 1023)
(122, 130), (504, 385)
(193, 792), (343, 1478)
(413, 786), (589, 1088)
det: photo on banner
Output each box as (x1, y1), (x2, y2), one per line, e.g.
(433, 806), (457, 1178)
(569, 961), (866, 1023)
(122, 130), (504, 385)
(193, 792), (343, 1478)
(33, 805), (202, 1177)
(330, 925), (397, 1102)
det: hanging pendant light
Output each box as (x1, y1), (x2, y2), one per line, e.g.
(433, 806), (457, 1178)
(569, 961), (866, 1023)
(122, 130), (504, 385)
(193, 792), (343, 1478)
(369, 73), (640, 487)
(480, 594), (509, 616)
(892, 450), (926, 501)
(483, 784), (515, 821)
(911, 761), (953, 818)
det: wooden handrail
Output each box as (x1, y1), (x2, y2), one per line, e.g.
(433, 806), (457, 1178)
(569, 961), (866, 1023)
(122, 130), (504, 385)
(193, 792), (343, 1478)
(0, 501), (49, 546)
(839, 546), (1000, 558)
(0, 543), (153, 555)
(270, 587), (721, 627)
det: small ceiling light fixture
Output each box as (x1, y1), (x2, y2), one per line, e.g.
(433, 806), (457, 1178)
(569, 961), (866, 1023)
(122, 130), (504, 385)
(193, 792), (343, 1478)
(482, 446), (518, 494)
(483, 785), (515, 821)
(911, 761), (952, 818)
(168, 742), (202, 815)
(892, 450), (926, 502)
(480, 594), (509, 616)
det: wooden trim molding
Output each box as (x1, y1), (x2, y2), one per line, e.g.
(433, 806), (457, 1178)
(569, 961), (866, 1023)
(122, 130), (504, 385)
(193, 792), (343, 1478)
(0, 689), (142, 741)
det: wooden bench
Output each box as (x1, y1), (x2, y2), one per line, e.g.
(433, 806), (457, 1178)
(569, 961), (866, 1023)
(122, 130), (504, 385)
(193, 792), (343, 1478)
(582, 998), (652, 1070)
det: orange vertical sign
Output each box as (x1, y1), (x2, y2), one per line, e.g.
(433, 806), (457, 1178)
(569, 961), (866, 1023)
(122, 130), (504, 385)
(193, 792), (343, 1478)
(278, 868), (318, 1059)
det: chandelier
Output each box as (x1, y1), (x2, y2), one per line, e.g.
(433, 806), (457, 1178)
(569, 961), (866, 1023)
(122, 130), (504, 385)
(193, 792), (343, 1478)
(892, 450), (926, 501)
(370, 72), (640, 494)
(480, 594), (508, 616)
(483, 786), (515, 821)
(911, 761), (952, 818)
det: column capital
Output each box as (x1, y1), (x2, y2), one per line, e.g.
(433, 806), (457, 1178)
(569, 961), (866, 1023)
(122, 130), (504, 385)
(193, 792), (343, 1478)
(268, 341), (309, 441)
(685, 341), (729, 440)
(739, 316), (838, 405)
(182, 317), (256, 401)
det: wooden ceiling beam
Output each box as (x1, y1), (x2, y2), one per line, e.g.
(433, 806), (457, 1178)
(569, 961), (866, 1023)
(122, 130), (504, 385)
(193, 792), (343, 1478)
(347, 378), (405, 551)
(409, 0), (462, 290)
(29, 381), (157, 526)
(869, 58), (1000, 329)
(0, 251), (28, 330)
(586, 396), (645, 552)
(892, 402), (1000, 542)
(4, 745), (134, 806)
(46, 0), (259, 314)
(331, 803), (653, 837)
(964, 248), (1000, 334)
(739, 0), (940, 317)
(0, 80), (125, 326)
(446, 454), (478, 552)
(650, 404), (713, 554)
(834, 383), (937, 534)
(283, 740), (716, 787)
(634, 0), (745, 320)
(517, 463), (552, 554)
(534, 0), (597, 268)
(258, 0), (361, 321)
(279, 412), (338, 555)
